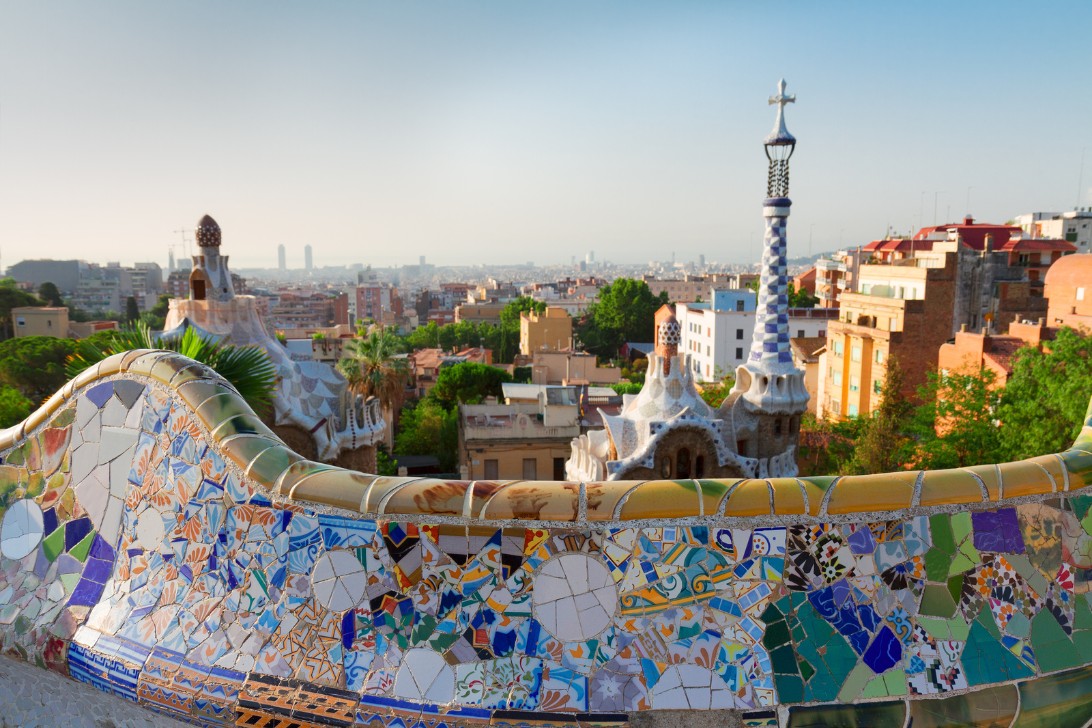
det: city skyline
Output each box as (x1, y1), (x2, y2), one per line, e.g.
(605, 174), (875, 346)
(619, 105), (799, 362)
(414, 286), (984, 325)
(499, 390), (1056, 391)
(1, 1), (1090, 269)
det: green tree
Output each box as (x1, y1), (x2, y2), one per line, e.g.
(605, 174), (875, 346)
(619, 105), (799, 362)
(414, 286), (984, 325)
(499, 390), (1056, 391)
(375, 443), (399, 476)
(66, 323), (277, 416)
(499, 296), (547, 330)
(428, 361), (512, 408)
(841, 355), (913, 474)
(746, 279), (818, 308)
(0, 383), (34, 429)
(0, 279), (43, 339)
(698, 371), (736, 408)
(140, 294), (171, 330)
(910, 368), (1003, 469)
(405, 321), (441, 350)
(995, 327), (1092, 460)
(797, 414), (864, 477)
(577, 279), (668, 359)
(611, 381), (643, 396)
(336, 329), (410, 414)
(0, 336), (77, 402)
(37, 282), (64, 307)
(124, 296), (140, 325)
(394, 399), (459, 472)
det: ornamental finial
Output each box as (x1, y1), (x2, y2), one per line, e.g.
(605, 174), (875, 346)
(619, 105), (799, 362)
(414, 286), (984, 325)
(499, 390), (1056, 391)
(765, 79), (796, 147)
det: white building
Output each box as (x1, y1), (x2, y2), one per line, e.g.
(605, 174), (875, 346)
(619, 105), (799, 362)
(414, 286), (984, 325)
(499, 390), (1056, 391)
(1014, 210), (1092, 253)
(678, 288), (836, 383)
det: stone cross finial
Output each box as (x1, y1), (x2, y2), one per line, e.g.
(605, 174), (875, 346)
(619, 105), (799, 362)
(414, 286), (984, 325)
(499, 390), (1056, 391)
(768, 78), (795, 110)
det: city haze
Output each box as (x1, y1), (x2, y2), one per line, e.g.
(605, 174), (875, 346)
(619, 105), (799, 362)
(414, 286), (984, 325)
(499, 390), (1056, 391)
(1, 0), (1090, 269)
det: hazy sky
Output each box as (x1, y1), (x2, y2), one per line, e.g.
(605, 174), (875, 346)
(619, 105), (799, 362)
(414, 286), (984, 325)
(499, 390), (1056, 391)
(1, 1), (1090, 269)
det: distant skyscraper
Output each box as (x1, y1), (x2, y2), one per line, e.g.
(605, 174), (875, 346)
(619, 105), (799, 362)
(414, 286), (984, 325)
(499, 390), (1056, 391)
(699, 254), (706, 267)
(278, 244), (286, 271)
(168, 248), (175, 273)
(304, 245), (313, 271)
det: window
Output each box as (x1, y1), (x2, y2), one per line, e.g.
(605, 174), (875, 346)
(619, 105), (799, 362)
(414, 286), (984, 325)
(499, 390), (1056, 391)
(15, 317), (25, 327)
(735, 347), (743, 360)
(736, 300), (745, 311)
(1079, 287), (1086, 302)
(736, 328), (744, 340)
(833, 371), (843, 386)
(851, 345), (862, 362)
(522, 459), (537, 480)
(484, 459), (498, 479)
(774, 419), (782, 436)
(848, 404), (859, 417)
(850, 375), (860, 392)
(553, 457), (566, 481)
(874, 379), (882, 394)
(797, 329), (805, 338)
(695, 455), (705, 478)
(706, 346), (710, 356)
(875, 349), (885, 364)
(833, 341), (843, 356)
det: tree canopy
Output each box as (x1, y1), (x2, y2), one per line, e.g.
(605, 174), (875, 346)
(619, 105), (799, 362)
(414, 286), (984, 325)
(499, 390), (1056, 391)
(995, 327), (1092, 460)
(577, 278), (668, 359)
(0, 336), (77, 402)
(429, 361), (512, 409)
(0, 279), (44, 340)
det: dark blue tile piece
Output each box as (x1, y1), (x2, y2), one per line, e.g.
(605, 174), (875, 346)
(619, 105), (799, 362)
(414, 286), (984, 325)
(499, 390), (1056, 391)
(858, 604), (881, 633)
(342, 611), (355, 649)
(85, 382), (115, 408)
(65, 516), (92, 551)
(863, 626), (902, 674)
(848, 527), (876, 555)
(42, 508), (58, 536)
(88, 533), (115, 562)
(972, 508), (1025, 553)
(82, 557), (113, 584)
(68, 576), (107, 607)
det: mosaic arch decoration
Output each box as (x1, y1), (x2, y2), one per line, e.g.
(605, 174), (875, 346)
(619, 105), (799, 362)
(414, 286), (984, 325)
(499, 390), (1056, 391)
(0, 349), (1090, 727)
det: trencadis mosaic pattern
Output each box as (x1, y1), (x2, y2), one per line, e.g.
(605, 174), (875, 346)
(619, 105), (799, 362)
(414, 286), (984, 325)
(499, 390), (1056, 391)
(0, 350), (1091, 727)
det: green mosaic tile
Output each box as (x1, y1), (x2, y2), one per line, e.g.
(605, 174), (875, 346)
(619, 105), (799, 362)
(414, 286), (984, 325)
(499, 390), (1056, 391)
(1030, 609), (1080, 673)
(41, 528), (64, 562)
(1005, 553), (1050, 596)
(1073, 596), (1092, 630)
(1069, 493), (1092, 520)
(924, 547), (952, 581)
(770, 644), (798, 674)
(920, 583), (957, 618)
(963, 621), (1034, 685)
(763, 620), (791, 649)
(1014, 664), (1092, 728)
(1007, 612), (1031, 639)
(775, 672), (804, 703)
(787, 700), (905, 728)
(931, 513), (956, 554)
(53, 408), (75, 427)
(68, 530), (95, 562)
(836, 661), (872, 702)
(909, 683), (1017, 728)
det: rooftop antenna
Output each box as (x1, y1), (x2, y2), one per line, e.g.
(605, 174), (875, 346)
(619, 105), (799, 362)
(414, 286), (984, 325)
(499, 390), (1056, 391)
(1078, 147), (1087, 209)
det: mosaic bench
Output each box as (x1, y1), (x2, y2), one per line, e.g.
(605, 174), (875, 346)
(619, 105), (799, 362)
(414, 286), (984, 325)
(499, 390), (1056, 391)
(0, 349), (1091, 727)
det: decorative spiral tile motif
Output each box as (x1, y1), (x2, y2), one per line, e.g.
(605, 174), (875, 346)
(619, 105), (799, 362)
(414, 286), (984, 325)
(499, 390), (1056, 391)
(1, 499), (44, 561)
(532, 552), (618, 642)
(311, 549), (367, 612)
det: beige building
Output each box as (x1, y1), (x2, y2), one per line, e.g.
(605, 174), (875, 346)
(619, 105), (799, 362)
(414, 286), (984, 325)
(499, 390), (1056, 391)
(519, 307), (572, 355)
(455, 302), (506, 325)
(790, 337), (826, 416)
(12, 307), (68, 338)
(459, 385), (582, 481)
(530, 350), (620, 386)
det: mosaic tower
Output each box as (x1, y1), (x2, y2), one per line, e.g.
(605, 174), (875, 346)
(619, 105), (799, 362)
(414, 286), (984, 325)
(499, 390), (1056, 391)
(733, 80), (809, 415)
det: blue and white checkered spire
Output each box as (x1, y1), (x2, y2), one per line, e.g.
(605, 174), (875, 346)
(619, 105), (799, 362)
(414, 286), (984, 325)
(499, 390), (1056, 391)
(747, 199), (795, 373)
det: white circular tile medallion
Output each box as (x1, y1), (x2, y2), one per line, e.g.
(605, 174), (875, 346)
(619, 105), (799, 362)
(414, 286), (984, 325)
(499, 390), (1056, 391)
(393, 648), (455, 703)
(311, 549), (367, 612)
(1, 499), (45, 561)
(532, 552), (618, 642)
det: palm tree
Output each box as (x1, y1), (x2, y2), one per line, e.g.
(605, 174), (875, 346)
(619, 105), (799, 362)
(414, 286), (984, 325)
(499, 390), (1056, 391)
(66, 323), (278, 416)
(336, 328), (410, 414)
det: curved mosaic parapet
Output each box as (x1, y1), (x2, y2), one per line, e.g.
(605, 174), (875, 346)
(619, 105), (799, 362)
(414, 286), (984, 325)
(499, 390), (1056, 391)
(1, 349), (1092, 727)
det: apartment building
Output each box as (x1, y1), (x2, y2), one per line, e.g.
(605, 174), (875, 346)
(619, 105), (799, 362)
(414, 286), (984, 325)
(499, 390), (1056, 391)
(1015, 209), (1092, 253)
(677, 289), (836, 383)
(1044, 254), (1092, 330)
(519, 306), (572, 355)
(458, 385), (582, 480)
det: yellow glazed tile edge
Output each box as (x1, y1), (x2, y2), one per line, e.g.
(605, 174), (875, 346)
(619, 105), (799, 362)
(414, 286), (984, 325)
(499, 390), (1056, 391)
(5, 349), (1092, 523)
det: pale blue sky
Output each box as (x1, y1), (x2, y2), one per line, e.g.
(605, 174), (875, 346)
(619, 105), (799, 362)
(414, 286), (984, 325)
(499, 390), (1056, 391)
(1, 1), (1090, 268)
